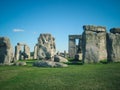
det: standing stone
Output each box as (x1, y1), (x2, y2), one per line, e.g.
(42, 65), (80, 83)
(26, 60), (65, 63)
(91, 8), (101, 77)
(64, 50), (67, 58)
(82, 25), (107, 63)
(34, 44), (38, 59)
(24, 45), (30, 60)
(69, 35), (82, 58)
(0, 37), (13, 64)
(15, 43), (30, 61)
(10, 46), (14, 62)
(107, 28), (120, 62)
(37, 33), (56, 60)
(15, 44), (21, 61)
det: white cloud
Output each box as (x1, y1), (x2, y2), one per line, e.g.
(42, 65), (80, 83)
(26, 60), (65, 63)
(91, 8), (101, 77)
(13, 29), (24, 32)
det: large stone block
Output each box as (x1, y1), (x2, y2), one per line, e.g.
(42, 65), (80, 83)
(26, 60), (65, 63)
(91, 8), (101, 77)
(110, 28), (120, 34)
(24, 45), (30, 59)
(37, 33), (56, 60)
(34, 44), (38, 59)
(14, 45), (21, 61)
(54, 55), (68, 63)
(14, 43), (30, 60)
(82, 25), (107, 63)
(107, 28), (120, 62)
(0, 37), (13, 64)
(83, 25), (106, 32)
(68, 35), (82, 58)
(33, 60), (68, 68)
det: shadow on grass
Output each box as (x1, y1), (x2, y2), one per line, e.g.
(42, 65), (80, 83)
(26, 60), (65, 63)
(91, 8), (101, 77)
(100, 61), (108, 64)
(66, 59), (83, 65)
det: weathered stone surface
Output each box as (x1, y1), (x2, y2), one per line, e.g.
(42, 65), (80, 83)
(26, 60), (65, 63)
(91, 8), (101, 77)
(83, 25), (106, 32)
(34, 44), (38, 59)
(69, 35), (82, 58)
(54, 55), (68, 63)
(110, 28), (120, 34)
(15, 43), (30, 60)
(24, 45), (30, 59)
(64, 50), (67, 58)
(0, 37), (13, 64)
(33, 61), (68, 67)
(107, 32), (120, 62)
(14, 61), (27, 66)
(15, 45), (21, 61)
(75, 53), (82, 61)
(10, 46), (14, 62)
(82, 25), (107, 63)
(37, 34), (56, 60)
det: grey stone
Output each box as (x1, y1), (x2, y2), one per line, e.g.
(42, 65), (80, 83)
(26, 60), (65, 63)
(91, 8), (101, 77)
(107, 32), (120, 62)
(75, 53), (82, 61)
(68, 35), (82, 58)
(110, 28), (120, 34)
(24, 45), (30, 59)
(54, 55), (68, 63)
(64, 50), (67, 58)
(54, 62), (68, 68)
(34, 44), (38, 59)
(14, 45), (21, 61)
(14, 43), (30, 61)
(10, 46), (14, 62)
(83, 25), (106, 32)
(0, 37), (13, 64)
(14, 61), (27, 66)
(33, 60), (68, 68)
(82, 25), (107, 63)
(37, 34), (56, 60)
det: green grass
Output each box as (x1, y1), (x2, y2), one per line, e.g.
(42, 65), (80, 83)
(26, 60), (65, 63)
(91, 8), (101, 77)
(0, 61), (120, 90)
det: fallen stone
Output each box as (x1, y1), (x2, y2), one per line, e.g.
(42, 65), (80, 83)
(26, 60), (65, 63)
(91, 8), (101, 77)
(54, 55), (68, 63)
(14, 62), (27, 66)
(110, 28), (120, 34)
(33, 60), (68, 68)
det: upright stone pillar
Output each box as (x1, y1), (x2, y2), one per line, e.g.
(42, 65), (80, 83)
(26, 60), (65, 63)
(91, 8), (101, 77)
(0, 37), (13, 64)
(82, 25), (107, 63)
(24, 45), (30, 60)
(34, 44), (38, 59)
(68, 35), (82, 58)
(107, 28), (120, 62)
(64, 50), (67, 58)
(15, 44), (21, 61)
(10, 46), (14, 62)
(69, 36), (76, 58)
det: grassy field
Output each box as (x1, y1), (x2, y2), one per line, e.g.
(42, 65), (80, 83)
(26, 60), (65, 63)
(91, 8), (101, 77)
(0, 60), (120, 90)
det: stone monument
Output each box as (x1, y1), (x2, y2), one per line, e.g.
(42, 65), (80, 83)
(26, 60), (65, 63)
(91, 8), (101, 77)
(37, 33), (56, 60)
(107, 28), (120, 62)
(0, 37), (13, 64)
(82, 25), (107, 63)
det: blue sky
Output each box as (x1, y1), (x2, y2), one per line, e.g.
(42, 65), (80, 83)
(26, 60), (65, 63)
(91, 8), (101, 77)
(0, 0), (120, 52)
